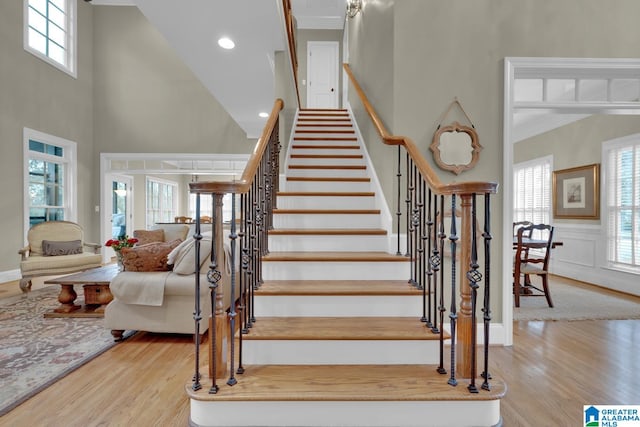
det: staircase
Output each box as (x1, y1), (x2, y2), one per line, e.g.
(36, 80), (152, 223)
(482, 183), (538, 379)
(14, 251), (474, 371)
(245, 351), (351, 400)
(187, 109), (505, 427)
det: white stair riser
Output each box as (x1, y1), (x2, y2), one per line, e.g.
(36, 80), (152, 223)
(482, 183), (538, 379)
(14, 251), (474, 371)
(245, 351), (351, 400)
(286, 168), (368, 178)
(242, 340), (440, 365)
(285, 180), (371, 192)
(263, 261), (410, 280)
(269, 235), (388, 252)
(291, 139), (358, 146)
(254, 295), (421, 317)
(277, 195), (376, 210)
(293, 132), (356, 138)
(289, 148), (363, 156)
(273, 213), (381, 229)
(191, 400), (502, 427)
(287, 157), (365, 166)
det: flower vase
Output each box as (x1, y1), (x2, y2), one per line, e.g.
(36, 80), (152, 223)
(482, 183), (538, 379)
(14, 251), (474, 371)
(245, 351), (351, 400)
(116, 251), (125, 271)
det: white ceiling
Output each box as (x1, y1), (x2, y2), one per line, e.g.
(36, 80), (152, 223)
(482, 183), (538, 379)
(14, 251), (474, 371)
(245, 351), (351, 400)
(90, 0), (347, 139)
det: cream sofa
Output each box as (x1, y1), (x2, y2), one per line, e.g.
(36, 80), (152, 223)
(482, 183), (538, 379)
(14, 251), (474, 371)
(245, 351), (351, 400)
(104, 224), (230, 340)
(19, 221), (102, 292)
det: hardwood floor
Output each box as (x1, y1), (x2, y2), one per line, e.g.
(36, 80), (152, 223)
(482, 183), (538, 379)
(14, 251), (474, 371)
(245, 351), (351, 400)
(1, 277), (639, 427)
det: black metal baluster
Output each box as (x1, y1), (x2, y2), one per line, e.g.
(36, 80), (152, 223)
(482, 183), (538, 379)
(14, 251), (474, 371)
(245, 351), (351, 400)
(405, 153), (412, 257)
(466, 194), (481, 394)
(396, 145), (402, 255)
(448, 195), (458, 387)
(410, 161), (419, 287)
(435, 195), (446, 373)
(192, 193), (203, 391)
(237, 193), (246, 375)
(481, 193), (493, 391)
(227, 193), (238, 386)
(426, 189), (434, 329)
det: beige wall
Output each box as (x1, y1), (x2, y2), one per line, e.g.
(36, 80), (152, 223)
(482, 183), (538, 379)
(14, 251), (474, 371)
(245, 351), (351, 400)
(92, 6), (249, 155)
(0, 0), (95, 272)
(1, 4), (253, 275)
(347, 0), (640, 319)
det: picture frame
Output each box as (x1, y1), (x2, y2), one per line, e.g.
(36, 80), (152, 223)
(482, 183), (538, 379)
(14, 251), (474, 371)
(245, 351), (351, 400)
(552, 163), (600, 219)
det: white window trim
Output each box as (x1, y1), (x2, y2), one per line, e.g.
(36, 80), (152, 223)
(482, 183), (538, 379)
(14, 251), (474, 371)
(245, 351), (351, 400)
(23, 127), (78, 241)
(23, 0), (78, 79)
(145, 176), (178, 229)
(602, 132), (640, 274)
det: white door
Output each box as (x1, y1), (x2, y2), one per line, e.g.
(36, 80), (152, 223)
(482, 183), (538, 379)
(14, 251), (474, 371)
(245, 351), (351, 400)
(103, 174), (133, 261)
(307, 41), (339, 109)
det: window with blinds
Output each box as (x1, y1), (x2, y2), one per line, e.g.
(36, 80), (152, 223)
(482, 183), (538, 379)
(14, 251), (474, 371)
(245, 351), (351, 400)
(604, 135), (640, 271)
(513, 156), (552, 227)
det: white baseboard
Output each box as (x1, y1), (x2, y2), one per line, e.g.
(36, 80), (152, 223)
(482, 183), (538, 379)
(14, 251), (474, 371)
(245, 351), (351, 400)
(0, 269), (21, 284)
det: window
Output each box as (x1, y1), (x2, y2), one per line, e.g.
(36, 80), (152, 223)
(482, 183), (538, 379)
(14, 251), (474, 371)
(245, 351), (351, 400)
(24, 128), (77, 229)
(513, 156), (552, 227)
(188, 192), (234, 223)
(604, 134), (640, 271)
(24, 0), (76, 77)
(146, 178), (177, 228)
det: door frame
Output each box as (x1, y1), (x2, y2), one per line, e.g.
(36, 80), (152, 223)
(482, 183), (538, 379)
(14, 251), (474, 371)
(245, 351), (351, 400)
(306, 40), (339, 109)
(502, 57), (640, 346)
(102, 173), (133, 263)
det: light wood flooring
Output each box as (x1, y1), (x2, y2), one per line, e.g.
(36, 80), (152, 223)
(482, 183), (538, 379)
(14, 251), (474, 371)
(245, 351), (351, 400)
(1, 276), (639, 427)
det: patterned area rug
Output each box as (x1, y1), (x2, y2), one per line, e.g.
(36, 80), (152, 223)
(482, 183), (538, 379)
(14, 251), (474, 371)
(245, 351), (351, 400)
(0, 286), (116, 415)
(514, 279), (640, 321)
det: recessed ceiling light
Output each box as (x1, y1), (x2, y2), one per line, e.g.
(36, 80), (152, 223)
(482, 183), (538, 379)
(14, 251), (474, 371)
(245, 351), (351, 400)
(259, 112), (269, 118)
(218, 37), (235, 50)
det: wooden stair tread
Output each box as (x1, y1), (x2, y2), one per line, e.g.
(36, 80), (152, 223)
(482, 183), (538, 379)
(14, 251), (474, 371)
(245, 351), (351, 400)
(187, 365), (506, 402)
(269, 229), (387, 236)
(294, 137), (357, 141)
(286, 176), (370, 182)
(288, 165), (366, 170)
(296, 123), (353, 127)
(258, 280), (422, 296)
(297, 118), (351, 122)
(273, 209), (380, 214)
(295, 130), (355, 134)
(290, 154), (363, 159)
(277, 191), (375, 197)
(291, 144), (360, 150)
(263, 252), (409, 262)
(243, 317), (441, 340)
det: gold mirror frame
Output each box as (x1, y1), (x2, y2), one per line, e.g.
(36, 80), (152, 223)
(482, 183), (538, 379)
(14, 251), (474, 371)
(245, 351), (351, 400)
(430, 121), (482, 175)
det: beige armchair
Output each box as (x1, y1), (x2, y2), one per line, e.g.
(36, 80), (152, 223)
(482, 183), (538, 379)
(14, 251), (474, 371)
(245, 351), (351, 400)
(19, 220), (102, 293)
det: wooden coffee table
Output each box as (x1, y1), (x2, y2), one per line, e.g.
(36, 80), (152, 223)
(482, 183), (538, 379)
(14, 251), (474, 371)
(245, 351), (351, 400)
(44, 264), (120, 318)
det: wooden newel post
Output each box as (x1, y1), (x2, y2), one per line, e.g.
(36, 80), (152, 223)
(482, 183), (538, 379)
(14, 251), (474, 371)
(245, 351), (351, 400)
(456, 193), (474, 379)
(209, 194), (229, 380)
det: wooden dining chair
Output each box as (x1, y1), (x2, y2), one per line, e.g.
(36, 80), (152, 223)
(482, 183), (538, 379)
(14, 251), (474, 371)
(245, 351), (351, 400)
(513, 223), (555, 308)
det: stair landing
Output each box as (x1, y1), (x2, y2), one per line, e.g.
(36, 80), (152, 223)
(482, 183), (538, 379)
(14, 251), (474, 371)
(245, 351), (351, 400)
(187, 365), (506, 427)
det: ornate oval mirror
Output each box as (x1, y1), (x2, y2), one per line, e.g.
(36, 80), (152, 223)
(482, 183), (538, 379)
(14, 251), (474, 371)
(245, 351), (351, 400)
(430, 121), (482, 175)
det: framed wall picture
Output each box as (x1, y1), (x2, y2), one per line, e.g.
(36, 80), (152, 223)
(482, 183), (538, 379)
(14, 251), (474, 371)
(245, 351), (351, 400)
(552, 163), (600, 219)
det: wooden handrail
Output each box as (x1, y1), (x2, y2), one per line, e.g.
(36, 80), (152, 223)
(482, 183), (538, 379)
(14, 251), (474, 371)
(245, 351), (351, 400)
(190, 98), (284, 195)
(343, 64), (498, 196)
(282, 0), (301, 108)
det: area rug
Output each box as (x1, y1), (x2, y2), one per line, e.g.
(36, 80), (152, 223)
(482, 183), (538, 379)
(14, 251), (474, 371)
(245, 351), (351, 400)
(514, 280), (640, 321)
(0, 286), (116, 416)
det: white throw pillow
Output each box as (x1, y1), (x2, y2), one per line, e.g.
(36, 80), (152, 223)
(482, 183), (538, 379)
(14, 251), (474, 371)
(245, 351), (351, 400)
(169, 232), (213, 275)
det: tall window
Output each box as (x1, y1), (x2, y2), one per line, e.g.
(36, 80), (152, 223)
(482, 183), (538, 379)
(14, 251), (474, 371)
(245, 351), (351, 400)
(513, 156), (552, 226)
(188, 192), (234, 223)
(146, 178), (177, 227)
(24, 0), (76, 77)
(604, 134), (640, 271)
(24, 128), (77, 229)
